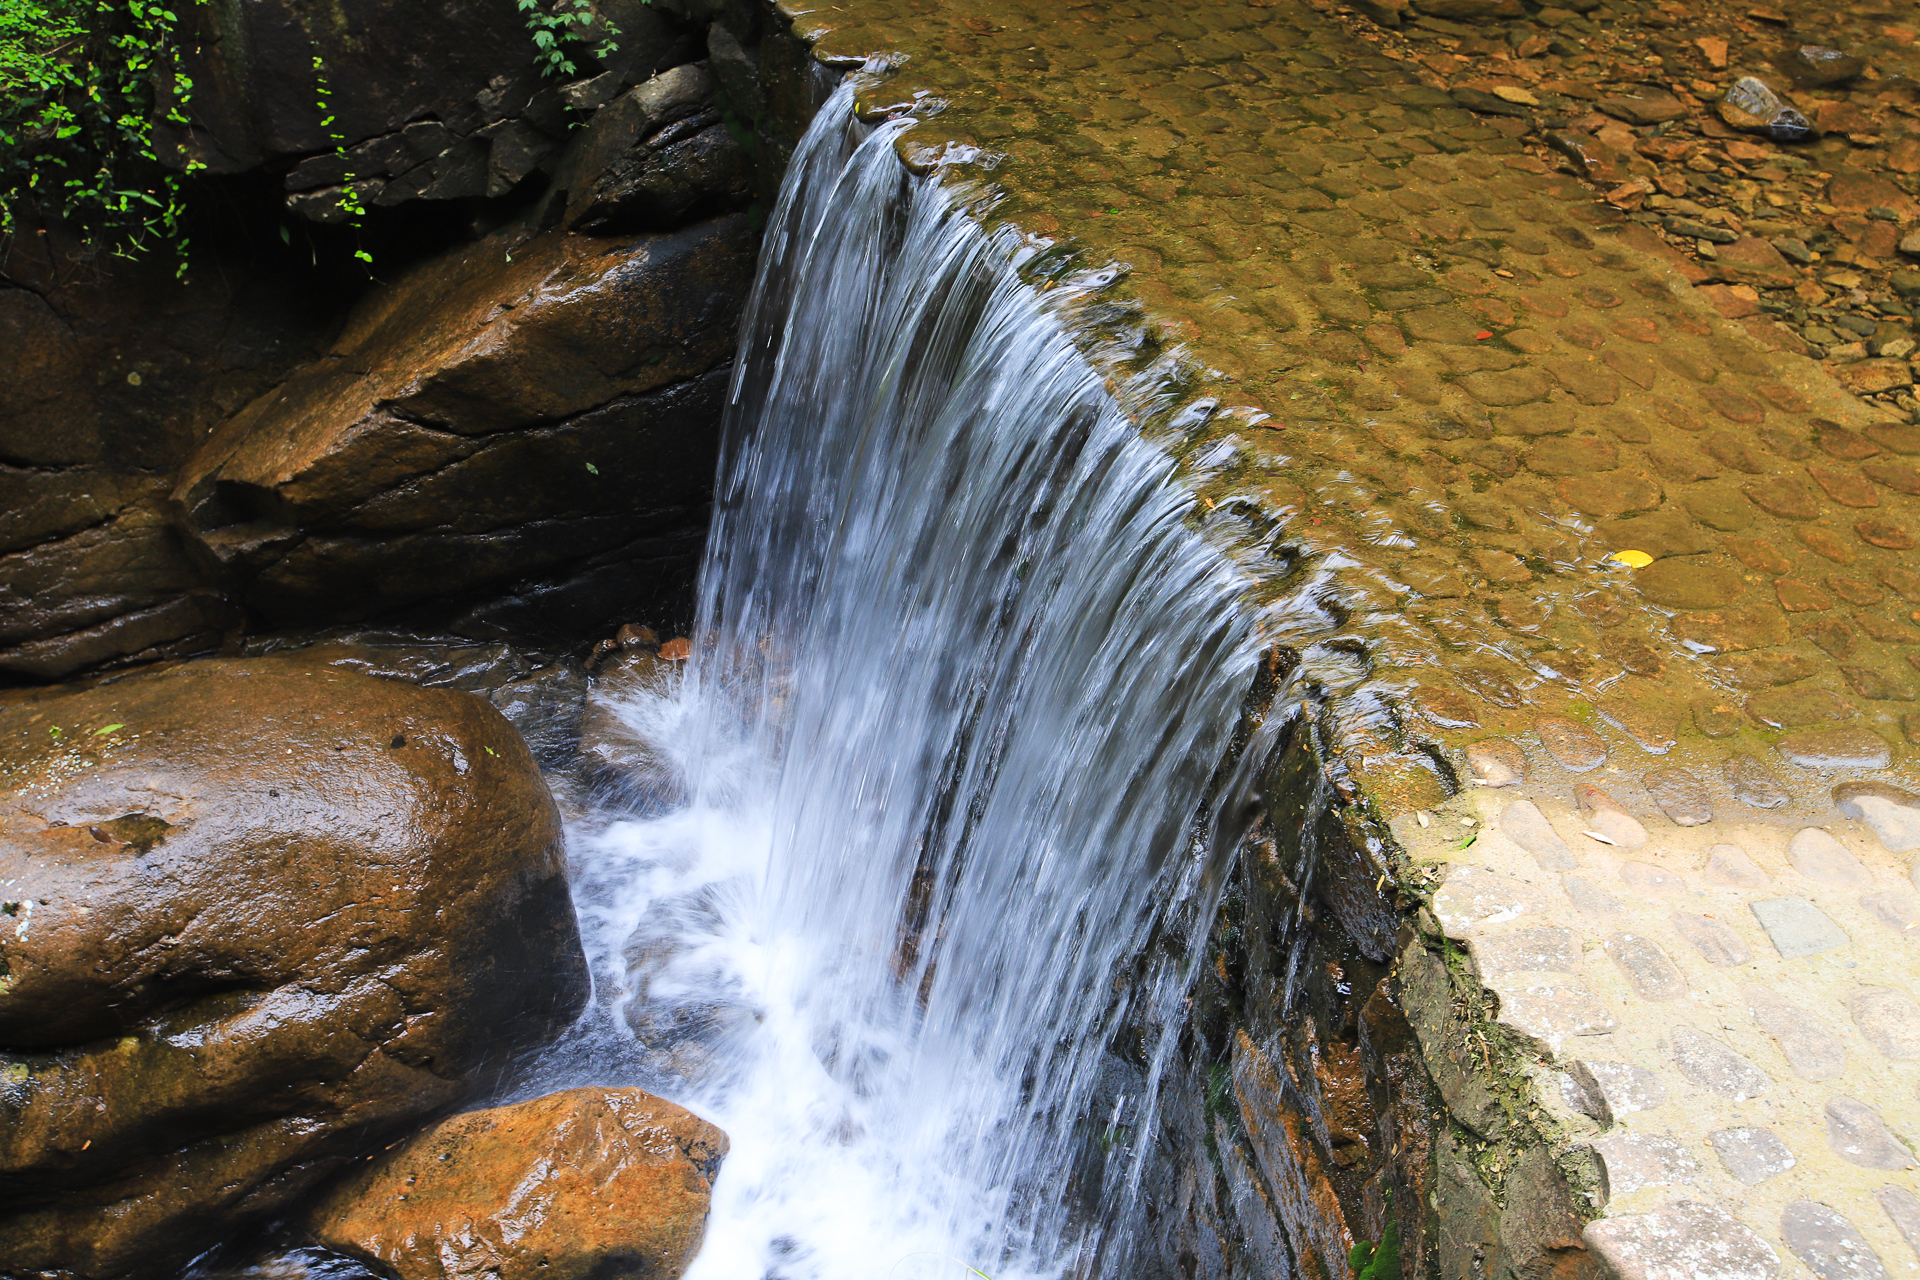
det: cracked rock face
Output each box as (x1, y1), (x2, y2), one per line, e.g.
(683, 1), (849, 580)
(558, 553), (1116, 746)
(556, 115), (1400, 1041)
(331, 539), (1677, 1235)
(0, 656), (589, 1279)
(170, 215), (757, 632)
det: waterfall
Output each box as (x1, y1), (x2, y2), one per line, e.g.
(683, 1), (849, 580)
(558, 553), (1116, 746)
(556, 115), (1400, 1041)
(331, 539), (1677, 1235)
(557, 84), (1263, 1280)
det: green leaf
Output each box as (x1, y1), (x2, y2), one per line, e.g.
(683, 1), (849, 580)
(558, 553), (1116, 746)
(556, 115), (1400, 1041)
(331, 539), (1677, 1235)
(91, 724), (125, 735)
(584, 462), (599, 474)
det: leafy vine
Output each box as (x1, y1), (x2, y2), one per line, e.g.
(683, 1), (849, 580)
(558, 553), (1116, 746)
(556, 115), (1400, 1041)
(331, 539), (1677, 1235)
(1, 0), (206, 275)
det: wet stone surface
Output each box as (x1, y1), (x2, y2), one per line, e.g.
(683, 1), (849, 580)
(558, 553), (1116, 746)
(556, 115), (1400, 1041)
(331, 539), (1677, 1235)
(769, 0), (1920, 1271)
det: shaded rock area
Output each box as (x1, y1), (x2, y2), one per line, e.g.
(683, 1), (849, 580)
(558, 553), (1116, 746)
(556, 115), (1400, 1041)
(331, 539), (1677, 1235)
(303, 1086), (724, 1280)
(1141, 696), (1603, 1280)
(0, 656), (589, 1277)
(0, 0), (830, 686)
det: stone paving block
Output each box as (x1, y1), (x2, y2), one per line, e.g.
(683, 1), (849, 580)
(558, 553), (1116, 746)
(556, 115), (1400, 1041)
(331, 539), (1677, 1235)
(1669, 911), (1752, 967)
(1569, 1059), (1667, 1127)
(1749, 896), (1850, 959)
(1833, 782), (1920, 854)
(1744, 985), (1848, 1081)
(1708, 1127), (1796, 1185)
(1500, 798), (1578, 870)
(1606, 933), (1687, 1001)
(1576, 783), (1649, 849)
(1591, 1133), (1698, 1196)
(1670, 1026), (1771, 1100)
(1535, 716), (1607, 773)
(1583, 1199), (1781, 1280)
(1848, 987), (1920, 1061)
(1775, 728), (1894, 771)
(1788, 828), (1874, 888)
(1619, 862), (1687, 897)
(1466, 738), (1525, 787)
(1825, 1096), (1917, 1171)
(1468, 925), (1581, 977)
(1724, 755), (1793, 810)
(1859, 891), (1920, 941)
(1643, 767), (1713, 827)
(1563, 874), (1624, 918)
(1781, 1199), (1894, 1280)
(1703, 845), (1771, 889)
(1876, 1187), (1920, 1262)
(1432, 865), (1549, 937)
(1486, 974), (1619, 1054)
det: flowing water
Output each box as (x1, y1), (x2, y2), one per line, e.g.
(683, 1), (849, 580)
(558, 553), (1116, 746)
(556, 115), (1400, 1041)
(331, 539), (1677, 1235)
(547, 87), (1266, 1280)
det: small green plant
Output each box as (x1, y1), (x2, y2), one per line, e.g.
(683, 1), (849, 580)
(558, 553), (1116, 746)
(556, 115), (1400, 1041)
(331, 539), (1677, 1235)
(307, 44), (369, 263)
(1, 0), (206, 274)
(1348, 1213), (1401, 1280)
(517, 0), (620, 78)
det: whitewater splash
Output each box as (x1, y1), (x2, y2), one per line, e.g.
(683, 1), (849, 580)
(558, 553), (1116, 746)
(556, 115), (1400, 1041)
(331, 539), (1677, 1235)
(553, 86), (1262, 1280)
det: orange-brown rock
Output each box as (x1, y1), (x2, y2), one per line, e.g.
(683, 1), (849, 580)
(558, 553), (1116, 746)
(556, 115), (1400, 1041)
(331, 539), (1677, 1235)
(0, 657), (588, 1278)
(305, 1087), (725, 1280)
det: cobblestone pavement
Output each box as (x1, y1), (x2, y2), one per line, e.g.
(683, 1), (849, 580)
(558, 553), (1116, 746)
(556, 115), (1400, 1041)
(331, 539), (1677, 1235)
(767, 0), (1920, 1273)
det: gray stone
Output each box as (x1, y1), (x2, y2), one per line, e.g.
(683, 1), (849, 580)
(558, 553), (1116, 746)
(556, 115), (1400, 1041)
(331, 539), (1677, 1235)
(1568, 1059), (1667, 1126)
(1577, 782), (1650, 848)
(1467, 738), (1527, 787)
(1563, 873), (1624, 916)
(1744, 984), (1847, 1080)
(1826, 1096), (1916, 1170)
(1607, 932), (1688, 1000)
(1536, 714), (1608, 771)
(1703, 844), (1771, 888)
(1775, 727), (1893, 771)
(1671, 1026), (1772, 1099)
(1860, 891), (1920, 940)
(1788, 828), (1873, 887)
(1432, 865), (1549, 936)
(1485, 974), (1619, 1053)
(1709, 1126), (1796, 1184)
(1584, 1199), (1781, 1280)
(1750, 896), (1850, 958)
(1592, 1132), (1698, 1195)
(1645, 766), (1713, 826)
(1670, 912), (1753, 967)
(1725, 753), (1793, 809)
(1619, 861), (1687, 897)
(1469, 926), (1582, 976)
(1876, 1187), (1920, 1262)
(1833, 781), (1920, 854)
(1781, 1200), (1893, 1279)
(1501, 798), (1579, 870)
(1850, 987), (1920, 1060)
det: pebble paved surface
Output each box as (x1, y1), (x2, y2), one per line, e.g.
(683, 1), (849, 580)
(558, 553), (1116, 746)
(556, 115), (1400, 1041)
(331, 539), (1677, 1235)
(767, 0), (1920, 1272)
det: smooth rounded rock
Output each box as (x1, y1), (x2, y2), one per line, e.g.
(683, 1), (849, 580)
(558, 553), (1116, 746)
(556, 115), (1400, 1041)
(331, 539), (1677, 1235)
(1633, 557), (1748, 609)
(1575, 782), (1648, 848)
(1775, 728), (1893, 771)
(1781, 1200), (1892, 1280)
(1466, 738), (1526, 787)
(1643, 767), (1712, 826)
(1787, 828), (1873, 887)
(1850, 988), (1920, 1061)
(1534, 715), (1608, 772)
(1824, 1096), (1915, 1171)
(0, 657), (589, 1277)
(1670, 1026), (1771, 1100)
(306, 1086), (726, 1280)
(1833, 781), (1920, 853)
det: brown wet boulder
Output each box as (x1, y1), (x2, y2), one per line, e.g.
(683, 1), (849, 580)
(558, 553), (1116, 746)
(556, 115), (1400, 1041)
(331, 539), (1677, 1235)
(305, 1086), (725, 1280)
(172, 214), (755, 634)
(0, 657), (588, 1278)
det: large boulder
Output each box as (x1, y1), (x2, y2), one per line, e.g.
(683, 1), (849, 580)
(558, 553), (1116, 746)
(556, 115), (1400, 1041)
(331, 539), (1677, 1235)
(304, 1086), (726, 1280)
(0, 656), (589, 1278)
(171, 213), (756, 634)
